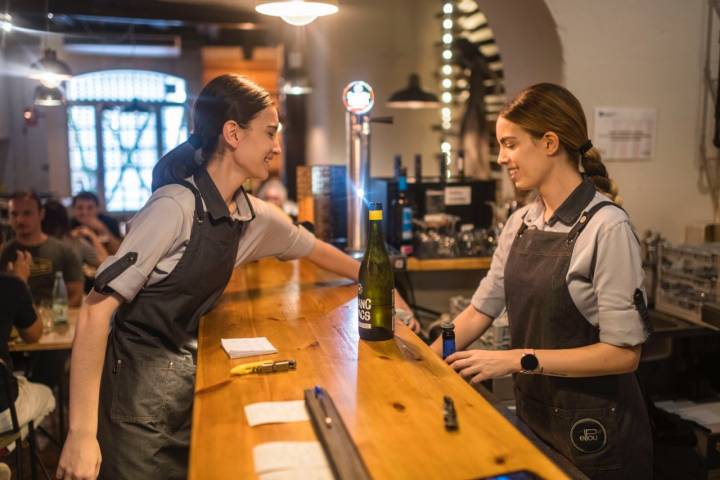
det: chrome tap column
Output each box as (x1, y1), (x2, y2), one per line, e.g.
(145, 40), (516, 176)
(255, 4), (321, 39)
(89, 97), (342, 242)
(342, 81), (375, 254)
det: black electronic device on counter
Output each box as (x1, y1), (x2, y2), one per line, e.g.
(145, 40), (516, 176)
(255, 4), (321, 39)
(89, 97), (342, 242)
(368, 176), (496, 238)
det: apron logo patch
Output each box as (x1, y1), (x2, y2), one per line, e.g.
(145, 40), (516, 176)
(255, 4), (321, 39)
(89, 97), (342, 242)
(570, 418), (607, 453)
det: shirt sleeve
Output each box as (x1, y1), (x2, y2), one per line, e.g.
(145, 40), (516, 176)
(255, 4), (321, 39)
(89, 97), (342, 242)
(593, 220), (650, 347)
(12, 277), (37, 330)
(470, 211), (522, 318)
(240, 199), (316, 265)
(62, 244), (84, 284)
(95, 196), (185, 302)
(78, 238), (100, 267)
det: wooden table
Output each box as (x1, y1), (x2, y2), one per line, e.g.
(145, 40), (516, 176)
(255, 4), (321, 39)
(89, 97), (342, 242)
(9, 308), (77, 352)
(190, 259), (568, 479)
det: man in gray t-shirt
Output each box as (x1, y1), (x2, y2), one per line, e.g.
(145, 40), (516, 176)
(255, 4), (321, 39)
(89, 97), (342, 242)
(0, 193), (83, 306)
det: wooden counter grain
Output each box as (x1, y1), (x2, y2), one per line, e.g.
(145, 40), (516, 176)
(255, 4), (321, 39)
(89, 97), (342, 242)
(189, 258), (568, 480)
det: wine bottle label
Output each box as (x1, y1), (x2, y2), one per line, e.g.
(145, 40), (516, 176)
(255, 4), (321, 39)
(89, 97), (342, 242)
(358, 287), (394, 330)
(401, 207), (413, 240)
(369, 210), (383, 221)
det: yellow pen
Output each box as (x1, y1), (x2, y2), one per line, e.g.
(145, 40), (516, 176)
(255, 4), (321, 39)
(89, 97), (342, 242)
(230, 359), (297, 376)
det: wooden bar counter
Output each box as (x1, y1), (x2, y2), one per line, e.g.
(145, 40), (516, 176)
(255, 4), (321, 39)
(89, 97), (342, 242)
(190, 258), (568, 479)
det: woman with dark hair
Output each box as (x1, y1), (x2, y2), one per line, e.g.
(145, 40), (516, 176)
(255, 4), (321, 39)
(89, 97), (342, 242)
(58, 74), (418, 480)
(433, 83), (652, 479)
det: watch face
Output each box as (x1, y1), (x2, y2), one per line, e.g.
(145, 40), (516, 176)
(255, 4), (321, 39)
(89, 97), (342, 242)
(521, 353), (539, 371)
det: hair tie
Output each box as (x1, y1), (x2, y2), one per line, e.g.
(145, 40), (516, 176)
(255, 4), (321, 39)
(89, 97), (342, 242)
(578, 140), (593, 157)
(188, 133), (203, 150)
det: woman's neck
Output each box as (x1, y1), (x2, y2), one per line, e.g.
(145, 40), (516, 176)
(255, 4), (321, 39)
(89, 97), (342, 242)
(205, 154), (247, 208)
(538, 164), (583, 221)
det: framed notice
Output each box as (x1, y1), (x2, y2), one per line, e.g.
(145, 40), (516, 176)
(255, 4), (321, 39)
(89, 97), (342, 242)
(593, 107), (657, 160)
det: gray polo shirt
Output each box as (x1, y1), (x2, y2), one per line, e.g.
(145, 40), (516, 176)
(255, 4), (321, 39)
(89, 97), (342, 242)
(471, 178), (649, 347)
(96, 177), (316, 303)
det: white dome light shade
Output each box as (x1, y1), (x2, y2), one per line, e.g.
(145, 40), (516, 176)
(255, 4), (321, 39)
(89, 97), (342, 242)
(255, 1), (338, 26)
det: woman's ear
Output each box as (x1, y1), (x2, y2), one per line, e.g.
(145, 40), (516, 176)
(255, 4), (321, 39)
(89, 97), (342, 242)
(222, 120), (241, 148)
(543, 131), (560, 156)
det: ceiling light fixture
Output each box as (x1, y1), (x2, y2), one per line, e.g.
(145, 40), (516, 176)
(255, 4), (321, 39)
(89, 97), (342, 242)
(33, 84), (65, 106)
(255, 0), (338, 27)
(29, 48), (73, 88)
(387, 73), (440, 109)
(0, 13), (12, 32)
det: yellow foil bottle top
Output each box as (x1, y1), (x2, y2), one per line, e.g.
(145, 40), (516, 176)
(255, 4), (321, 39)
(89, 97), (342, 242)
(369, 209), (383, 221)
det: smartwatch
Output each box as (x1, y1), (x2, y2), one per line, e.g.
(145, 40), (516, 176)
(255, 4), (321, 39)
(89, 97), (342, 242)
(520, 349), (540, 374)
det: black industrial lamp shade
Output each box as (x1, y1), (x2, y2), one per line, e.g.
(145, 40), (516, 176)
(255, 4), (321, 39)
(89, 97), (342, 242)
(387, 73), (440, 109)
(33, 85), (65, 106)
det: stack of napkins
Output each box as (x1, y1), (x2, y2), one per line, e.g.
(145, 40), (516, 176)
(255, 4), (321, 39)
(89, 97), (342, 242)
(221, 337), (278, 358)
(253, 442), (332, 480)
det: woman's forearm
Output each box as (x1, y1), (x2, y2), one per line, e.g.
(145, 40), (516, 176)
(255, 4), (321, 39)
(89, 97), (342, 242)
(305, 240), (360, 282)
(533, 343), (641, 377)
(68, 291), (120, 435)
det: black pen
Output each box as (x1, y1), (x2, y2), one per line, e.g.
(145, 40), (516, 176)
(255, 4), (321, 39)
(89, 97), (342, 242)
(314, 386), (333, 428)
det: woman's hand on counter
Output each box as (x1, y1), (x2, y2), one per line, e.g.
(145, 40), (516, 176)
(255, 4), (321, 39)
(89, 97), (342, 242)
(446, 349), (522, 384)
(394, 291), (420, 333)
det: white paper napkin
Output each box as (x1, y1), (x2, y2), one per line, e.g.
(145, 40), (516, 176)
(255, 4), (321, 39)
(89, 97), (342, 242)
(244, 401), (309, 427)
(221, 337), (278, 358)
(253, 442), (331, 479)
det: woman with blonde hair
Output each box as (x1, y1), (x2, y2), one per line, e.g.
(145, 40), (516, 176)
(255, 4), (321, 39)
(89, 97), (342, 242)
(434, 83), (652, 479)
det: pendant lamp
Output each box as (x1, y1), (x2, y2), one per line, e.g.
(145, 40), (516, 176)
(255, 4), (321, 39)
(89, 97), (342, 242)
(255, 0), (338, 26)
(29, 48), (73, 88)
(33, 85), (65, 107)
(387, 73), (440, 109)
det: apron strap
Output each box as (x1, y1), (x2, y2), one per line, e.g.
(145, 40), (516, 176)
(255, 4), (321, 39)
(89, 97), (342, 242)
(566, 200), (622, 243)
(175, 179), (205, 224)
(516, 212), (530, 237)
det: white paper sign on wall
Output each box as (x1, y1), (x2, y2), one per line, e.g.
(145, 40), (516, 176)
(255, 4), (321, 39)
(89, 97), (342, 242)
(593, 107), (657, 161)
(444, 186), (472, 206)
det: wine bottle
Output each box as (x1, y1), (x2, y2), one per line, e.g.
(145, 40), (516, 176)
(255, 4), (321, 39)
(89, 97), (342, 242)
(358, 202), (394, 341)
(392, 169), (414, 255)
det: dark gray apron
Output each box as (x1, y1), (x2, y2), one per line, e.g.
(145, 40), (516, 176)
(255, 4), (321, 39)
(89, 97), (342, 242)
(505, 201), (652, 480)
(97, 167), (244, 479)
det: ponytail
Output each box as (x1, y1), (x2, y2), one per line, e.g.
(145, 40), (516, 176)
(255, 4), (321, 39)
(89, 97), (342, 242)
(579, 144), (620, 203)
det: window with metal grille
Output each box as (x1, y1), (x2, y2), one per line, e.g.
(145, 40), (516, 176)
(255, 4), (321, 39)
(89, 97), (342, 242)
(66, 69), (189, 212)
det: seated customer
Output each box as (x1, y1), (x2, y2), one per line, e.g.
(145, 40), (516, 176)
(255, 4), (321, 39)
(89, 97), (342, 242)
(43, 200), (108, 269)
(0, 260), (56, 437)
(0, 192), (83, 307)
(70, 192), (122, 254)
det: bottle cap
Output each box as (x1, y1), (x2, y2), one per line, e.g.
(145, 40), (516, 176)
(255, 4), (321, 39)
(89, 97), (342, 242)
(369, 202), (383, 210)
(441, 321), (454, 330)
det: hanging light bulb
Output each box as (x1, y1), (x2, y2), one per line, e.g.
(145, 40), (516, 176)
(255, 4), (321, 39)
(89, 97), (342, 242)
(0, 13), (12, 33)
(33, 84), (65, 107)
(29, 48), (73, 88)
(255, 0), (338, 26)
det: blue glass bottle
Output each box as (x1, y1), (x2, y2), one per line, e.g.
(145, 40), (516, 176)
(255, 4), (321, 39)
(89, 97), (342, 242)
(442, 322), (456, 359)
